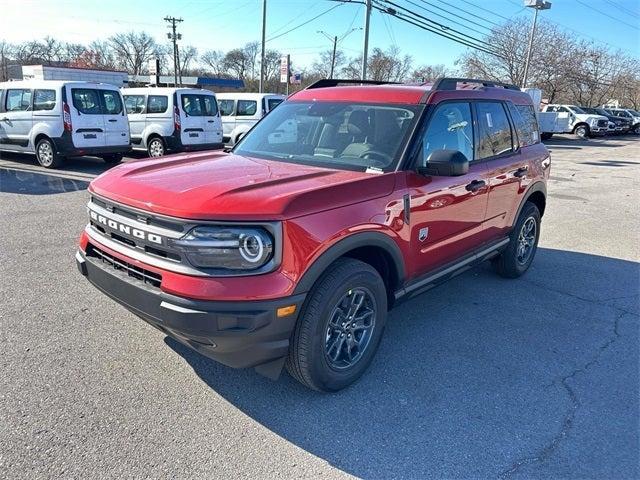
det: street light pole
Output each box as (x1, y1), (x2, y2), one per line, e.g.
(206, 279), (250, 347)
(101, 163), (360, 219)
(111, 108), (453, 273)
(259, 0), (267, 93)
(522, 0), (551, 88)
(361, 0), (372, 80)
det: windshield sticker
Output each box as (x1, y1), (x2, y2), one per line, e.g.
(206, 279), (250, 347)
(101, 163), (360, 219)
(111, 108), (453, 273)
(365, 167), (384, 174)
(486, 113), (493, 128)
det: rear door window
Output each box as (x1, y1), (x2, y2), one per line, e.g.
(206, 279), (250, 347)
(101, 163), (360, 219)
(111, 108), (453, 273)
(147, 95), (168, 114)
(476, 102), (514, 159)
(100, 90), (123, 115)
(237, 100), (257, 116)
(218, 99), (234, 116)
(124, 95), (145, 114)
(33, 89), (56, 111)
(181, 94), (218, 116)
(6, 89), (32, 112)
(72, 89), (102, 114)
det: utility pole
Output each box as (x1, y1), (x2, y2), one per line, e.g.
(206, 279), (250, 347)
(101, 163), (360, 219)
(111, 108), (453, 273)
(164, 16), (183, 87)
(318, 28), (361, 79)
(259, 0), (267, 93)
(522, 0), (551, 88)
(361, 0), (372, 80)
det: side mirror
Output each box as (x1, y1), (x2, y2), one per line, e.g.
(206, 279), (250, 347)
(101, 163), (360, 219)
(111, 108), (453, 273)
(418, 149), (469, 177)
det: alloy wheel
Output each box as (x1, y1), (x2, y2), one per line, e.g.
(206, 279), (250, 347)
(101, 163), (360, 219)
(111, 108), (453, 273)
(37, 141), (53, 167)
(148, 139), (165, 157)
(325, 287), (376, 370)
(516, 216), (537, 265)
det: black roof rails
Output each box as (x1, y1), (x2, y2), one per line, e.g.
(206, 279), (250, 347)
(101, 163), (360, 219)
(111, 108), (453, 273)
(305, 79), (401, 89)
(431, 77), (521, 91)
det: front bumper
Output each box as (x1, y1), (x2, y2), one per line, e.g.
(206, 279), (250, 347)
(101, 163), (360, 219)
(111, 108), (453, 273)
(76, 249), (306, 370)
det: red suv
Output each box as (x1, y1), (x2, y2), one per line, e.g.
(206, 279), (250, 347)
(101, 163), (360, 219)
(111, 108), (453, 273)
(76, 78), (550, 392)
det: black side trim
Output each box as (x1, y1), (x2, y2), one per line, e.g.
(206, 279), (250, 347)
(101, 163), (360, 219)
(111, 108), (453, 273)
(293, 232), (406, 295)
(395, 237), (510, 301)
(403, 194), (410, 224)
(0, 138), (29, 147)
(76, 128), (103, 133)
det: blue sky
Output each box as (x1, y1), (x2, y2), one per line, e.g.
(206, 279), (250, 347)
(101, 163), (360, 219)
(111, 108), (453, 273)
(2, 0), (639, 70)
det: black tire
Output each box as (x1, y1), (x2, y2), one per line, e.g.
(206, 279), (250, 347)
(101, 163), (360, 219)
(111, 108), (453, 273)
(286, 258), (388, 392)
(494, 202), (541, 278)
(35, 137), (64, 168)
(540, 132), (553, 141)
(574, 124), (590, 139)
(147, 136), (166, 157)
(102, 154), (123, 164)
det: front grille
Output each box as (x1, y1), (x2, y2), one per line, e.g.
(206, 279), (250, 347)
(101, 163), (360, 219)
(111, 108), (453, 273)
(597, 120), (608, 127)
(90, 196), (186, 234)
(87, 243), (162, 288)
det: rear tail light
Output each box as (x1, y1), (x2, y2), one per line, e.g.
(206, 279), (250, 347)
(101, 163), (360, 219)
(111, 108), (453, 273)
(174, 105), (181, 132)
(63, 102), (72, 132)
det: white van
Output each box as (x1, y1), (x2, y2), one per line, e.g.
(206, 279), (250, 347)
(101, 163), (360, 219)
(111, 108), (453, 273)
(121, 87), (223, 157)
(0, 80), (131, 168)
(216, 93), (285, 145)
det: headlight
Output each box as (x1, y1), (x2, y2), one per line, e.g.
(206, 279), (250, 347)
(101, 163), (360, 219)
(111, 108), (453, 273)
(171, 226), (274, 270)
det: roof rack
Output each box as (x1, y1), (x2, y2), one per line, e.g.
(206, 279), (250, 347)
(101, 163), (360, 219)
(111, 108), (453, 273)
(305, 79), (401, 90)
(431, 77), (521, 91)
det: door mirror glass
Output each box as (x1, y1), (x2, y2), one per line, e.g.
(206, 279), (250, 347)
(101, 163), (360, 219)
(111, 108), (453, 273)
(418, 149), (469, 176)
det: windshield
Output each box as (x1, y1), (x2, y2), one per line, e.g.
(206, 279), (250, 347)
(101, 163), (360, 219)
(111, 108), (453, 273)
(234, 101), (422, 172)
(569, 105), (586, 114)
(628, 110), (640, 116)
(595, 108), (609, 116)
(581, 107), (597, 114)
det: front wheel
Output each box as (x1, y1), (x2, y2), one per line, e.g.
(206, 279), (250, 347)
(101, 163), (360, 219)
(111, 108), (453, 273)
(494, 202), (541, 278)
(286, 258), (387, 392)
(35, 138), (64, 168)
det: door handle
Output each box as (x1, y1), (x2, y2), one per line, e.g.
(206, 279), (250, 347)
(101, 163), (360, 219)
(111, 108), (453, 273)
(465, 180), (486, 192)
(207, 120), (215, 123)
(513, 166), (528, 178)
(108, 119), (118, 123)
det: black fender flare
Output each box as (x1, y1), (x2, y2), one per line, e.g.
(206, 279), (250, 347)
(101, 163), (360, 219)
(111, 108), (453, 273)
(293, 231), (406, 295)
(514, 181), (547, 224)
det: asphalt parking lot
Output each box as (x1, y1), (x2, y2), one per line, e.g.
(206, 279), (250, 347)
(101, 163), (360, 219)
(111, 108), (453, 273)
(0, 136), (638, 479)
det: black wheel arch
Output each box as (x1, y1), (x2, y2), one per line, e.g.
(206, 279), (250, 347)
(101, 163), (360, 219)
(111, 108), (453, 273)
(514, 181), (547, 223)
(293, 231), (406, 306)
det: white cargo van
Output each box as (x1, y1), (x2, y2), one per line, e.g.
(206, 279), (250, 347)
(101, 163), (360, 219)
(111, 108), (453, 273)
(121, 87), (223, 157)
(0, 80), (131, 168)
(216, 93), (285, 145)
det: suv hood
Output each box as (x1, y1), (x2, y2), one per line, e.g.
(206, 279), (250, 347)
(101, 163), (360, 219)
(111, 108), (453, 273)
(89, 151), (396, 220)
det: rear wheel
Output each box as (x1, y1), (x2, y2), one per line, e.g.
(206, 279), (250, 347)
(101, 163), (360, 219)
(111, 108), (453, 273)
(147, 137), (166, 157)
(35, 138), (64, 168)
(574, 124), (590, 139)
(494, 202), (541, 278)
(102, 154), (123, 164)
(286, 258), (387, 392)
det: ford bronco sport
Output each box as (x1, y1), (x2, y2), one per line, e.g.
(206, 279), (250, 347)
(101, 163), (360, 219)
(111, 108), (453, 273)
(76, 78), (550, 392)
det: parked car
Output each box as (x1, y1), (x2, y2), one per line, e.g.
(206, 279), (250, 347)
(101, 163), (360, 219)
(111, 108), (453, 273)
(216, 92), (285, 145)
(541, 104), (609, 138)
(0, 80), (131, 168)
(604, 107), (640, 134)
(580, 107), (632, 134)
(522, 88), (570, 140)
(76, 77), (550, 392)
(121, 87), (223, 157)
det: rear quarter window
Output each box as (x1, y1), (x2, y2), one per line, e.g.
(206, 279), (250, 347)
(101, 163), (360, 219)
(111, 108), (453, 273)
(237, 100), (257, 116)
(508, 103), (540, 147)
(147, 95), (168, 114)
(33, 89), (56, 111)
(218, 99), (234, 116)
(267, 98), (283, 111)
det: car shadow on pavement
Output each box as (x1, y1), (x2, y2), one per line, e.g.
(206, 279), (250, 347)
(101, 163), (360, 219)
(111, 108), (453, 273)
(0, 167), (89, 195)
(165, 247), (639, 479)
(0, 151), (116, 178)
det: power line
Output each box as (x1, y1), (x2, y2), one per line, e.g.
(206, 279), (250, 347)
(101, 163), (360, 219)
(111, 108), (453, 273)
(377, 0), (504, 57)
(266, 3), (344, 42)
(430, 0), (501, 26)
(575, 0), (639, 30)
(372, 1), (505, 58)
(457, 0), (513, 22)
(602, 0), (640, 19)
(413, 0), (494, 33)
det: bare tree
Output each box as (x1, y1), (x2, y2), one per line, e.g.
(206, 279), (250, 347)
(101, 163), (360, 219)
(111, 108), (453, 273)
(311, 48), (346, 78)
(223, 48), (249, 79)
(409, 64), (453, 83)
(108, 31), (158, 75)
(201, 50), (227, 76)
